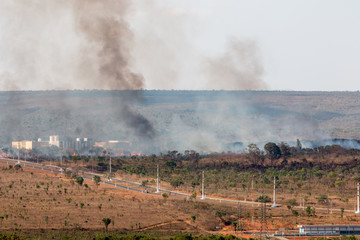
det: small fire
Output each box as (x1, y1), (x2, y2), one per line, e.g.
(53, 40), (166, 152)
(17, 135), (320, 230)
(131, 153), (141, 156)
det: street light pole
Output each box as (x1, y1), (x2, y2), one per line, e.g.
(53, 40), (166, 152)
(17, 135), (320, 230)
(60, 148), (63, 174)
(156, 164), (160, 193)
(201, 171), (205, 200)
(17, 142), (20, 162)
(108, 150), (112, 181)
(271, 177), (279, 208)
(356, 182), (360, 214)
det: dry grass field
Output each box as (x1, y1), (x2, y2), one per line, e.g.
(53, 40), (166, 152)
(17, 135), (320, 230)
(1, 158), (360, 240)
(0, 162), (233, 238)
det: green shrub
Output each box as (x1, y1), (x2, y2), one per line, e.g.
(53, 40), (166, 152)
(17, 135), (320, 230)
(255, 195), (271, 203)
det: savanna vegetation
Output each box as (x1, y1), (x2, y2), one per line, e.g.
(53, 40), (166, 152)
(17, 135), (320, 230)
(72, 141), (360, 206)
(1, 140), (360, 239)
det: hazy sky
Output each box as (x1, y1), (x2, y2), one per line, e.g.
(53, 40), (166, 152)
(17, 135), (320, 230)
(131, 0), (360, 91)
(0, 0), (359, 91)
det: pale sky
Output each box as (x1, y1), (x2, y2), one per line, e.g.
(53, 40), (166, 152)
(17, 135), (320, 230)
(0, 0), (359, 91)
(131, 0), (360, 91)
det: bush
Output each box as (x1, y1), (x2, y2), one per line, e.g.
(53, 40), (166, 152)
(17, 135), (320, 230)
(170, 176), (184, 188)
(318, 194), (328, 204)
(255, 195), (271, 203)
(93, 175), (101, 185)
(292, 210), (299, 217)
(0, 233), (21, 240)
(75, 176), (84, 186)
(14, 164), (22, 171)
(141, 180), (148, 187)
(287, 199), (298, 206)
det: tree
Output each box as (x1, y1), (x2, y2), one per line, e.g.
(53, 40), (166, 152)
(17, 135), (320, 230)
(264, 142), (281, 160)
(306, 206), (315, 217)
(305, 206), (311, 217)
(102, 218), (111, 232)
(246, 144), (264, 165)
(93, 175), (101, 186)
(318, 195), (328, 204)
(162, 193), (169, 200)
(287, 199), (298, 207)
(292, 210), (299, 217)
(141, 180), (148, 187)
(255, 195), (271, 203)
(170, 176), (184, 188)
(75, 176), (84, 186)
(292, 210), (299, 224)
(232, 221), (238, 233)
(215, 211), (227, 224)
(279, 142), (291, 158)
(311, 207), (316, 216)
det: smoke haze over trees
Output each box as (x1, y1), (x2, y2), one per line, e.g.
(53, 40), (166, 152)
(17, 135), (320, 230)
(1, 90), (360, 154)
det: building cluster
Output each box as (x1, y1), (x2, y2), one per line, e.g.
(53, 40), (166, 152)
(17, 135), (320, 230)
(11, 135), (131, 154)
(297, 225), (360, 236)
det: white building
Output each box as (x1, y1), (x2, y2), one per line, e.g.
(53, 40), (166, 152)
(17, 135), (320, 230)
(11, 139), (49, 150)
(49, 135), (60, 147)
(12, 140), (33, 150)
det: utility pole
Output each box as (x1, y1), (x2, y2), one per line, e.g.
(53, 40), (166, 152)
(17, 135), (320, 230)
(356, 182), (360, 214)
(156, 164), (160, 193)
(17, 142), (20, 162)
(260, 190), (267, 240)
(237, 202), (242, 238)
(201, 171), (205, 200)
(251, 174), (254, 225)
(303, 198), (305, 210)
(109, 151), (112, 180)
(330, 200), (333, 215)
(60, 148), (63, 174)
(271, 176), (279, 207)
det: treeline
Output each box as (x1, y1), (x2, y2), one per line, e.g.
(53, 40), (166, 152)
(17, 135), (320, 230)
(76, 140), (360, 193)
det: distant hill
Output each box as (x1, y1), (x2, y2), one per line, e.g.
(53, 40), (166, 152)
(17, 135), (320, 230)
(1, 90), (360, 153)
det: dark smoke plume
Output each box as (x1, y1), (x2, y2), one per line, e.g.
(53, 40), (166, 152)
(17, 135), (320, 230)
(0, 0), (154, 141)
(73, 0), (142, 90)
(72, 0), (154, 139)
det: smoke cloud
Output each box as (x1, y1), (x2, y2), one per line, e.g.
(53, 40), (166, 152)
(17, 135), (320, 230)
(72, 0), (143, 90)
(0, 0), (154, 142)
(71, 0), (154, 139)
(0, 1), (349, 155)
(204, 39), (268, 90)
